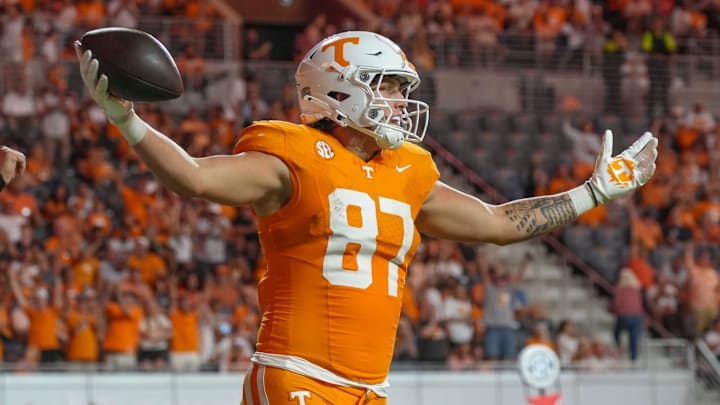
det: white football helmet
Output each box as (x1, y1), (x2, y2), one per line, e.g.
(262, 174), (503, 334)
(296, 31), (429, 149)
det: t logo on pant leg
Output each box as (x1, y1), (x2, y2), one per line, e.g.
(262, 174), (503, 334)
(290, 391), (311, 405)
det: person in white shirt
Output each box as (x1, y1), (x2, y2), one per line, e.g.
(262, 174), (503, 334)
(555, 319), (579, 365)
(138, 299), (173, 371)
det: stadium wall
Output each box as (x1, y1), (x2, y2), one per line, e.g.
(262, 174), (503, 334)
(1, 370), (692, 405)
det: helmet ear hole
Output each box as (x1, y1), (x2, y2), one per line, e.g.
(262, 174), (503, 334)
(327, 91), (350, 101)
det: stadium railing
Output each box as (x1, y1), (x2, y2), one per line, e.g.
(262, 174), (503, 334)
(695, 339), (720, 398)
(0, 339), (694, 405)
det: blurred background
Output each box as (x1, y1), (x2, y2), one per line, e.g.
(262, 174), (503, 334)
(0, 0), (719, 404)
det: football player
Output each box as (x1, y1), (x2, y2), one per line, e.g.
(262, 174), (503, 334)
(75, 31), (657, 404)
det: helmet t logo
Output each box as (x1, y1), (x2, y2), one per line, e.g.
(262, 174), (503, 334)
(321, 37), (360, 67)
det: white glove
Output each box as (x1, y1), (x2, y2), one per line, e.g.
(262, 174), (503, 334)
(570, 130), (658, 214)
(74, 42), (148, 145)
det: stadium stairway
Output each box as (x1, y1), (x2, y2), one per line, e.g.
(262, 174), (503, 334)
(497, 241), (617, 344)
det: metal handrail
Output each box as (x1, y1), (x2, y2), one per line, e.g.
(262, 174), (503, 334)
(695, 339), (720, 381)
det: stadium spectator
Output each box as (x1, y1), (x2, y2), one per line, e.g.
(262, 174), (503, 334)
(0, 286), (11, 364)
(645, 274), (683, 337)
(525, 323), (556, 351)
(562, 118), (601, 181)
(620, 51), (649, 117)
(683, 101), (716, 136)
(393, 315), (419, 362)
(442, 282), (475, 348)
(176, 44), (207, 92)
(623, 242), (657, 291)
(102, 287), (143, 371)
(0, 4), (25, 63)
(480, 261), (522, 361)
(128, 237), (168, 285)
(447, 341), (476, 371)
(685, 243), (720, 337)
(107, 0), (140, 29)
(417, 307), (451, 363)
(642, 17), (676, 121)
(1, 81), (37, 150)
(168, 276), (203, 372)
(602, 30), (627, 114)
(555, 319), (579, 365)
(64, 291), (99, 371)
(611, 268), (644, 361)
(703, 318), (720, 361)
(75, 0), (107, 29)
(243, 28), (273, 61)
(38, 86), (72, 168)
(9, 266), (64, 366)
(138, 298), (172, 371)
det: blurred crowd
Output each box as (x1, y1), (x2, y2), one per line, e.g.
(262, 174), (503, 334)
(288, 0), (720, 70)
(1, 0), (719, 373)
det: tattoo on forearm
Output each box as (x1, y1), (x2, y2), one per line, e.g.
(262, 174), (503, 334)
(503, 195), (577, 237)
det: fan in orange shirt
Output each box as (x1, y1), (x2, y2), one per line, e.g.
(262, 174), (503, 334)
(0, 302), (11, 363)
(65, 292), (99, 370)
(168, 275), (203, 372)
(9, 269), (64, 365)
(127, 237), (168, 284)
(102, 288), (144, 371)
(77, 30), (658, 404)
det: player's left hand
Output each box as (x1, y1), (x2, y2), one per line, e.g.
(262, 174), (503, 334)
(587, 130), (658, 205)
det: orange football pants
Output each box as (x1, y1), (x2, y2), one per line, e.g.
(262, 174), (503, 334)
(241, 363), (387, 405)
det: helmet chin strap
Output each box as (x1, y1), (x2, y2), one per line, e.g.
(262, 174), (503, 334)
(351, 106), (405, 150)
(346, 121), (404, 150)
(373, 125), (404, 149)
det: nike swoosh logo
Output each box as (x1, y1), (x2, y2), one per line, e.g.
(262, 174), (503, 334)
(395, 164), (412, 173)
(365, 51), (383, 56)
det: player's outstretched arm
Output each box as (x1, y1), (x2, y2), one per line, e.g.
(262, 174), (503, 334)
(417, 131), (658, 245)
(75, 44), (290, 210)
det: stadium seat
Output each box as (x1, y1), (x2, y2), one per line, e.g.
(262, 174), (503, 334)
(489, 166), (527, 200)
(623, 115), (649, 137)
(596, 114), (622, 134)
(510, 112), (538, 133)
(538, 112), (563, 133)
(592, 225), (629, 247)
(444, 131), (475, 161)
(429, 110), (454, 135)
(502, 131), (532, 151)
(562, 226), (594, 252)
(483, 111), (509, 133)
(455, 110), (482, 133)
(474, 131), (503, 152)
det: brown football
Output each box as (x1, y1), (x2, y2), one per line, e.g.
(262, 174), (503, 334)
(78, 27), (184, 102)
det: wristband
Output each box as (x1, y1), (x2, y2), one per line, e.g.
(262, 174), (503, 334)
(568, 182), (597, 216)
(111, 112), (149, 146)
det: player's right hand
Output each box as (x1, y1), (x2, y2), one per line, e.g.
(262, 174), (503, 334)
(0, 146), (26, 185)
(74, 41), (134, 126)
(587, 130), (658, 205)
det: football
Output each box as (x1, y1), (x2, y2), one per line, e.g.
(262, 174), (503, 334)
(78, 27), (184, 102)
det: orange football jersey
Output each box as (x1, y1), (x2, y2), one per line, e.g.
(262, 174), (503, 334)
(233, 121), (439, 384)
